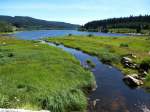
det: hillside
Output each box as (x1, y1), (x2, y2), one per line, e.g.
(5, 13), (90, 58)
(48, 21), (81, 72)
(0, 15), (79, 30)
(82, 15), (150, 34)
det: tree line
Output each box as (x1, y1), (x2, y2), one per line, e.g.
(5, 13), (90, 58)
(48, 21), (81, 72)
(81, 15), (150, 33)
(0, 21), (14, 33)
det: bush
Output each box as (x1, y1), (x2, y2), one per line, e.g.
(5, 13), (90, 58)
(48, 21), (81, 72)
(139, 58), (150, 72)
(8, 53), (14, 57)
(120, 43), (129, 47)
(87, 34), (93, 37)
(68, 34), (72, 36)
(100, 52), (120, 65)
(0, 21), (13, 32)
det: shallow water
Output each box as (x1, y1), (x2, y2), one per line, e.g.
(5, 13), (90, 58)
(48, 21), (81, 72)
(47, 42), (150, 112)
(10, 30), (128, 40)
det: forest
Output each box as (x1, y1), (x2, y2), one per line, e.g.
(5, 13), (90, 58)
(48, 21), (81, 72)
(0, 21), (14, 33)
(82, 15), (150, 34)
(0, 16), (79, 32)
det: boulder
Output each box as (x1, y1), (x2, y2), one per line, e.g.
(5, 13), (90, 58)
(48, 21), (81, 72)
(131, 54), (137, 58)
(40, 40), (46, 44)
(121, 57), (138, 69)
(123, 75), (143, 87)
(130, 54), (137, 58)
(121, 57), (132, 63)
(131, 74), (139, 79)
(92, 99), (100, 109)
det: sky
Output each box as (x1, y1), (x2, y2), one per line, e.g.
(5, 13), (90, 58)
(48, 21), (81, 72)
(0, 0), (150, 25)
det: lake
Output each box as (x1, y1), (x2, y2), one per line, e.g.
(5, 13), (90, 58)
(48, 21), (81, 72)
(11, 30), (128, 40)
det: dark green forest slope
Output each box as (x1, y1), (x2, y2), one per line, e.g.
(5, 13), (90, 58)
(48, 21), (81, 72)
(0, 15), (79, 31)
(82, 15), (150, 34)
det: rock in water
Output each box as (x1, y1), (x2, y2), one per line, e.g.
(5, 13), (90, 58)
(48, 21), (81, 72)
(123, 75), (143, 87)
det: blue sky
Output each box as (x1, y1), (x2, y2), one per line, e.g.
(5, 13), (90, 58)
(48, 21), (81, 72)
(0, 0), (150, 25)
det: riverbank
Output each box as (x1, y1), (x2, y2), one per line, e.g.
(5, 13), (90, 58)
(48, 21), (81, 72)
(108, 28), (150, 36)
(0, 36), (95, 111)
(46, 35), (150, 88)
(0, 32), (14, 35)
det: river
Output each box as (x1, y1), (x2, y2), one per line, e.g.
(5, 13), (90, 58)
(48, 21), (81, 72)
(47, 42), (150, 112)
(10, 30), (150, 112)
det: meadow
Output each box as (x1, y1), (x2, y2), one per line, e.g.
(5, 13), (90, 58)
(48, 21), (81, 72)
(109, 28), (150, 35)
(0, 36), (95, 112)
(46, 35), (150, 87)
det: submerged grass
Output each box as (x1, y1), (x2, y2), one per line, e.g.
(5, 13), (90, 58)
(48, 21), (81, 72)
(46, 35), (150, 87)
(0, 36), (95, 112)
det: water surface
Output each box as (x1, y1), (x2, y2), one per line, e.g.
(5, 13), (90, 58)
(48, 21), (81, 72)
(11, 30), (128, 40)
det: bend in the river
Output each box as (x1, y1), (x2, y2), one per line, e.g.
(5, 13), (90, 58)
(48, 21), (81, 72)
(47, 42), (150, 112)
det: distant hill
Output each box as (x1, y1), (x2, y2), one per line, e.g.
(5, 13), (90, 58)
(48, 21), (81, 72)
(0, 15), (80, 30)
(82, 15), (150, 34)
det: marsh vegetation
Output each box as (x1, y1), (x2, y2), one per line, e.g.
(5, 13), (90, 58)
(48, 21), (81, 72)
(0, 36), (94, 112)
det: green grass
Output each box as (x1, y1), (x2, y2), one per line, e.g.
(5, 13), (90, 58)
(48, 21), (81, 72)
(109, 28), (137, 34)
(46, 35), (150, 87)
(109, 28), (150, 35)
(0, 36), (95, 112)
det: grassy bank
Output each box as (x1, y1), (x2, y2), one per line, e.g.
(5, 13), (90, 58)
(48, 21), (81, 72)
(0, 36), (94, 112)
(0, 32), (14, 35)
(46, 35), (150, 88)
(109, 28), (150, 35)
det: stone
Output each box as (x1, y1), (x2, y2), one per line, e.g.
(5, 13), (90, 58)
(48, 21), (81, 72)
(121, 57), (138, 69)
(131, 54), (137, 58)
(131, 74), (139, 79)
(34, 44), (39, 47)
(2, 42), (6, 45)
(143, 71), (148, 76)
(92, 99), (100, 108)
(40, 40), (46, 44)
(123, 75), (143, 87)
(122, 57), (132, 63)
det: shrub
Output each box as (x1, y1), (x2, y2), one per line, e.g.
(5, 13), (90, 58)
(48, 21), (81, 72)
(8, 53), (14, 57)
(139, 58), (150, 72)
(68, 34), (72, 36)
(87, 34), (93, 37)
(100, 52), (120, 65)
(120, 43), (129, 47)
(0, 21), (13, 32)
